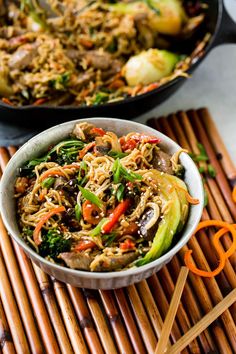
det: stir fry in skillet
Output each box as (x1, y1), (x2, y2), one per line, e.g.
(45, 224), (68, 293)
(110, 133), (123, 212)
(0, 0), (208, 106)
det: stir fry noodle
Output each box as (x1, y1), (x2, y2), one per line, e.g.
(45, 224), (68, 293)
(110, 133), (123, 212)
(15, 122), (198, 271)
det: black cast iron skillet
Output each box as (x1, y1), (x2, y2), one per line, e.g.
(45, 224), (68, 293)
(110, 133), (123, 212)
(0, 0), (236, 126)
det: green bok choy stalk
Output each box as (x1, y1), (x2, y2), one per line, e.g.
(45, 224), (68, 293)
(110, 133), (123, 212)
(136, 170), (189, 266)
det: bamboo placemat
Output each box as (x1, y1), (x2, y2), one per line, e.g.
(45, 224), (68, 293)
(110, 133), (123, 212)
(0, 108), (235, 354)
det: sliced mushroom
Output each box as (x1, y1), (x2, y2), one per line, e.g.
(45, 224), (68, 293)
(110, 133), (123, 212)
(152, 150), (173, 175)
(59, 252), (94, 271)
(85, 51), (112, 70)
(54, 177), (67, 189)
(94, 137), (110, 155)
(90, 251), (139, 272)
(139, 203), (160, 241)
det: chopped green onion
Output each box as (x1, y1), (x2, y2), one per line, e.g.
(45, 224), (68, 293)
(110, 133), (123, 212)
(79, 186), (103, 208)
(75, 204), (81, 221)
(90, 218), (108, 237)
(116, 184), (125, 202)
(108, 151), (128, 159)
(41, 177), (55, 189)
(208, 164), (216, 178)
(195, 155), (209, 162)
(77, 161), (88, 186)
(197, 143), (208, 159)
(198, 166), (205, 174)
(112, 158), (143, 184)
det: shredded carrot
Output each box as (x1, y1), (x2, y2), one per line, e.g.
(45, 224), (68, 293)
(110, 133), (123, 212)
(33, 98), (47, 106)
(79, 38), (94, 48)
(213, 224), (236, 259)
(79, 142), (95, 159)
(75, 241), (96, 252)
(173, 183), (200, 205)
(2, 97), (14, 106)
(184, 220), (236, 277)
(185, 192), (200, 205)
(141, 82), (159, 94)
(33, 206), (66, 246)
(232, 186), (236, 203)
(39, 190), (46, 201)
(40, 169), (68, 181)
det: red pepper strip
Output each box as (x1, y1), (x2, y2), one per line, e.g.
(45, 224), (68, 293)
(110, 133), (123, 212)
(75, 241), (96, 252)
(79, 142), (96, 159)
(120, 239), (135, 250)
(123, 139), (137, 151)
(129, 134), (161, 144)
(102, 199), (130, 234)
(90, 127), (106, 136)
(184, 220), (236, 277)
(33, 206), (66, 246)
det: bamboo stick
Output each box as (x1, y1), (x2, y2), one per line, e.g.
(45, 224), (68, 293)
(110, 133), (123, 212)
(176, 111), (236, 266)
(167, 289), (236, 354)
(135, 280), (167, 342)
(148, 274), (189, 354)
(188, 109), (236, 220)
(168, 257), (216, 353)
(53, 281), (88, 354)
(0, 297), (16, 354)
(99, 290), (134, 354)
(0, 146), (74, 354)
(177, 111), (207, 172)
(114, 288), (146, 354)
(198, 108), (236, 182)
(0, 217), (44, 354)
(33, 265), (74, 354)
(0, 251), (30, 354)
(165, 114), (236, 287)
(168, 114), (191, 151)
(7, 146), (17, 157)
(14, 246), (60, 353)
(155, 267), (189, 354)
(150, 116), (235, 349)
(165, 115), (236, 346)
(83, 289), (118, 354)
(158, 267), (201, 354)
(126, 284), (157, 354)
(67, 286), (104, 354)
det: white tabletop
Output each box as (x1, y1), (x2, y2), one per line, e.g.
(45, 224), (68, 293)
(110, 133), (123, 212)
(135, 43), (236, 165)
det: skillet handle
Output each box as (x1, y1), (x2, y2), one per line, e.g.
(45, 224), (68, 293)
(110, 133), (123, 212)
(213, 1), (236, 46)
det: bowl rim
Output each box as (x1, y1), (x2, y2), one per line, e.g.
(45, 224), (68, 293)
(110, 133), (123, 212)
(0, 117), (204, 280)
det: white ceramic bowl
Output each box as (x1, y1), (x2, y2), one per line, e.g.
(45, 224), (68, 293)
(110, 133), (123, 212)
(0, 118), (204, 289)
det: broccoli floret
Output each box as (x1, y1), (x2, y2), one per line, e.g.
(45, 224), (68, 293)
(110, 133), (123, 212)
(39, 229), (71, 260)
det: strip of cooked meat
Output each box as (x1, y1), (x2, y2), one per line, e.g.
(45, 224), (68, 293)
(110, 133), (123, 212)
(9, 43), (38, 70)
(59, 252), (94, 271)
(90, 251), (139, 272)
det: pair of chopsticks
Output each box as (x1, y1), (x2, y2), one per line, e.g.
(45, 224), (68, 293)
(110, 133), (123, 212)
(155, 267), (236, 354)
